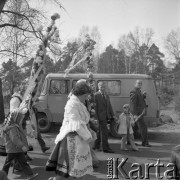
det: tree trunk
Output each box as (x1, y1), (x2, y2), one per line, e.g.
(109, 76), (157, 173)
(0, 0), (7, 15)
(0, 78), (5, 124)
(124, 56), (128, 74)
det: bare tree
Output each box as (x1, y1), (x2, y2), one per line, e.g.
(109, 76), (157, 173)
(118, 27), (154, 74)
(118, 35), (134, 73)
(164, 28), (180, 64)
(0, 0), (47, 62)
(128, 27), (154, 48)
(1, 0), (64, 61)
(90, 26), (102, 51)
(0, 0), (64, 15)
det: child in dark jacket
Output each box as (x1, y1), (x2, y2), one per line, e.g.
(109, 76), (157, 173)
(1, 109), (38, 180)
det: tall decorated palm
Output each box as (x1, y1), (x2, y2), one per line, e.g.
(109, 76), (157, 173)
(64, 34), (96, 76)
(64, 34), (96, 120)
(19, 13), (60, 133)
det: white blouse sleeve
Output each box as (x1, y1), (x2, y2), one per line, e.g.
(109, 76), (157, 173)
(68, 102), (92, 141)
(66, 102), (82, 131)
(55, 100), (91, 144)
(76, 124), (92, 141)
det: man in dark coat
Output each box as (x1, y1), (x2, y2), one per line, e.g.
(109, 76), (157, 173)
(94, 81), (116, 153)
(130, 80), (151, 147)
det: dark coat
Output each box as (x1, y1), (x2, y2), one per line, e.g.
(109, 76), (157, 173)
(94, 91), (114, 121)
(2, 110), (28, 153)
(130, 88), (146, 116)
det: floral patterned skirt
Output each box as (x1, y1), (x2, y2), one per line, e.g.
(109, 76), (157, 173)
(46, 132), (93, 178)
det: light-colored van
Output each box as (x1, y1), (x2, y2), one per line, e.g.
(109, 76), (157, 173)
(34, 73), (159, 137)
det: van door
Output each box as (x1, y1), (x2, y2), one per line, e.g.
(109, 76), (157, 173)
(47, 79), (70, 123)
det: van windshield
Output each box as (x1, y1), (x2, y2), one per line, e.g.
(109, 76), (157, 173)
(72, 80), (96, 91)
(97, 80), (121, 96)
(49, 79), (70, 94)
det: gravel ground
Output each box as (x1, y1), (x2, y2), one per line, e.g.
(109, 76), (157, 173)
(1, 105), (180, 180)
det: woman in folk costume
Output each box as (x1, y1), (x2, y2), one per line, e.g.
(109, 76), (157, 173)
(1, 107), (38, 180)
(69, 79), (99, 169)
(46, 80), (93, 180)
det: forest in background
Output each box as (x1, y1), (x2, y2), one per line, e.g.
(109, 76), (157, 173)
(0, 0), (180, 112)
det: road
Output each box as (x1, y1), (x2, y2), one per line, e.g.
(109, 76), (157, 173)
(0, 124), (180, 180)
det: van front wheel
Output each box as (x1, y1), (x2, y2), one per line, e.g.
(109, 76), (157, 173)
(37, 113), (51, 133)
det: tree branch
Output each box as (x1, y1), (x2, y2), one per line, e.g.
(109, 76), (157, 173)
(0, 49), (28, 58)
(1, 10), (39, 38)
(0, 23), (36, 33)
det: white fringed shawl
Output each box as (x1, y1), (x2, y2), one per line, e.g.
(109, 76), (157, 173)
(55, 95), (92, 144)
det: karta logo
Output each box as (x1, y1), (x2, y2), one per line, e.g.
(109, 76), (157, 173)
(107, 158), (178, 179)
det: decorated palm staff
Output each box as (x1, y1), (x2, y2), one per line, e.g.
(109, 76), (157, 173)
(86, 72), (96, 118)
(19, 13), (60, 136)
(64, 34), (96, 76)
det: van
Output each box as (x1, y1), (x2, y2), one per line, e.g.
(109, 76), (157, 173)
(34, 73), (159, 137)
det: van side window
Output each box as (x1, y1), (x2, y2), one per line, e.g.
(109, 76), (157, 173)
(97, 80), (121, 96)
(41, 78), (47, 95)
(72, 80), (78, 88)
(72, 80), (96, 92)
(49, 80), (70, 94)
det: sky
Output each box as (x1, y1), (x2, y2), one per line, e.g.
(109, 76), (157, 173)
(31, 0), (180, 61)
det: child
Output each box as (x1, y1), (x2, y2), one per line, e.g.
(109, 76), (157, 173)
(117, 104), (139, 151)
(1, 108), (38, 180)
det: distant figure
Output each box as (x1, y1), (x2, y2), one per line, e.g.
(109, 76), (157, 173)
(117, 104), (138, 151)
(10, 89), (50, 154)
(49, 81), (59, 94)
(130, 80), (151, 147)
(94, 81), (116, 153)
(1, 109), (38, 180)
(9, 89), (33, 162)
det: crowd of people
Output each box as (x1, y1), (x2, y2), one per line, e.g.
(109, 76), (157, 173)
(0, 78), (151, 180)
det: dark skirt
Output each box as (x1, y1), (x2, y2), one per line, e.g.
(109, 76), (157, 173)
(45, 135), (69, 178)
